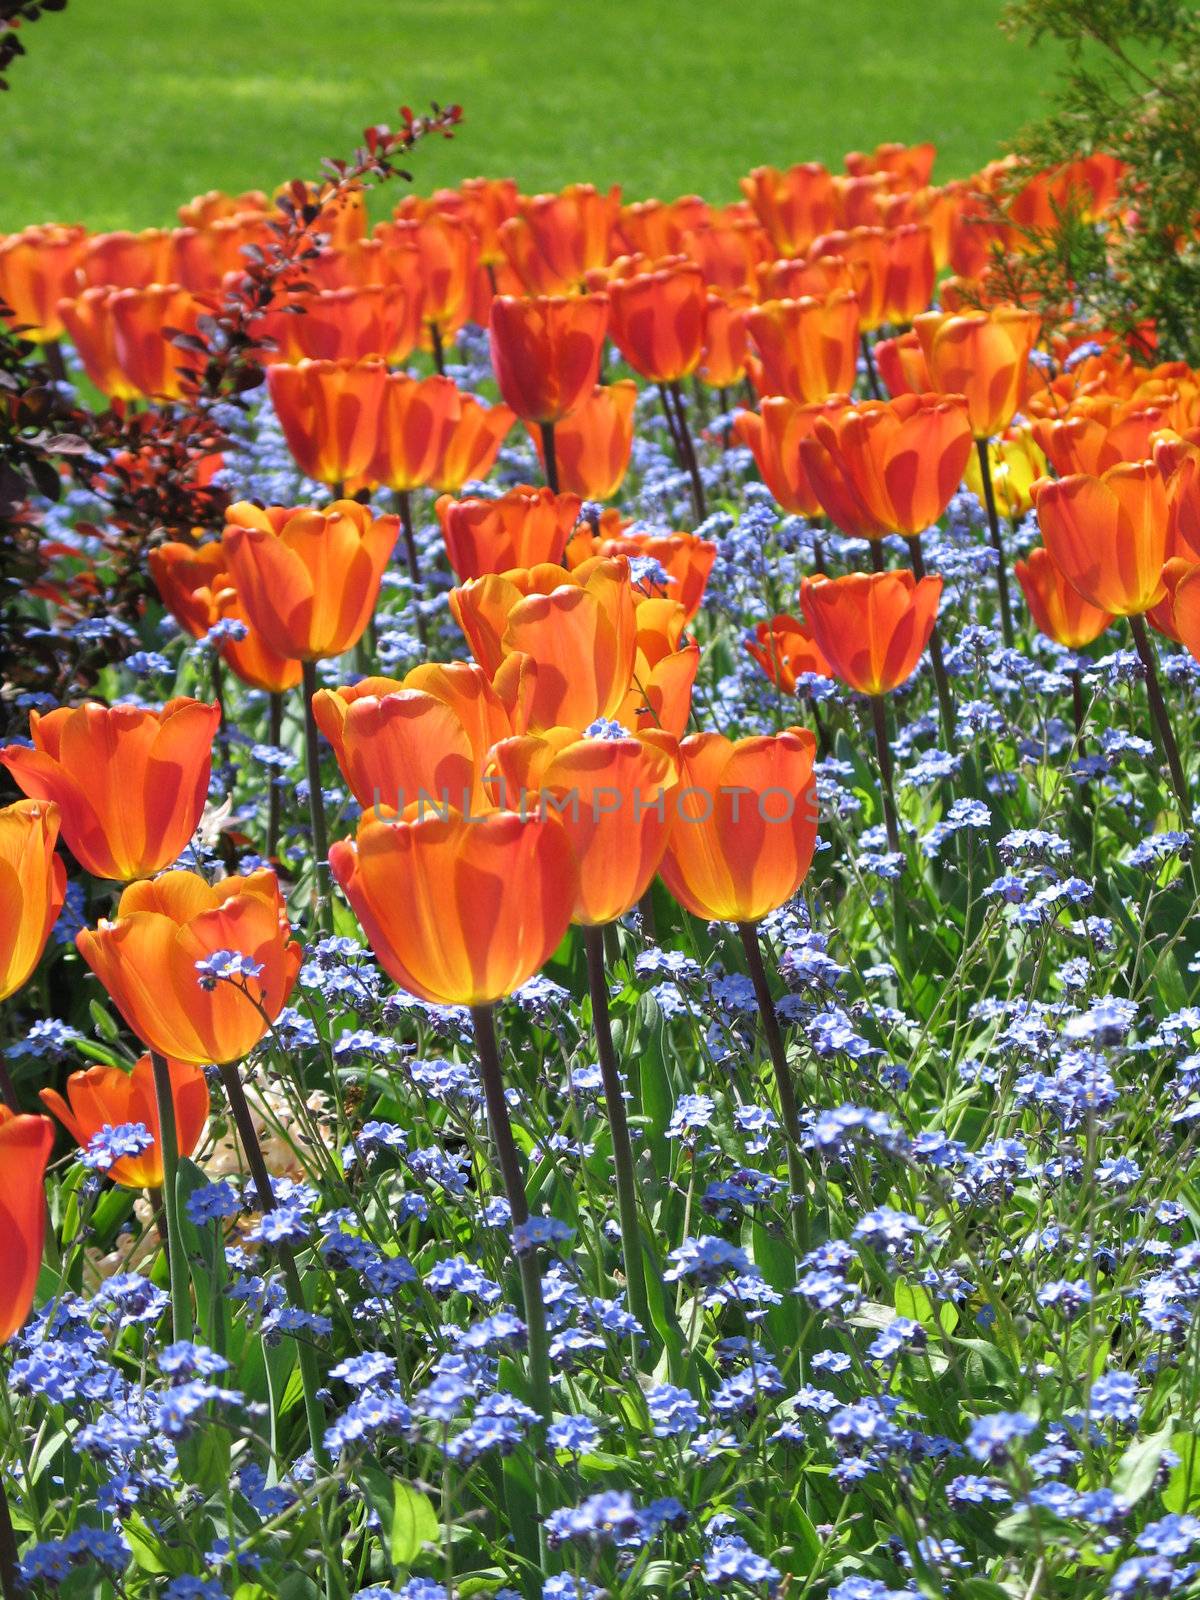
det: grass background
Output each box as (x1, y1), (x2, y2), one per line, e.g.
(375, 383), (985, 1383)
(3, 0), (1060, 231)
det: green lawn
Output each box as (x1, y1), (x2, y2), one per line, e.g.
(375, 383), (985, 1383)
(3, 0), (1060, 231)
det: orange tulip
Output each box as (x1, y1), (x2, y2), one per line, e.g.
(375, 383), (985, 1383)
(178, 189), (270, 227)
(1014, 547), (1114, 650)
(76, 869), (301, 1065)
(499, 184), (620, 294)
(615, 596), (700, 736)
(845, 142), (937, 189)
(658, 728), (819, 923)
(0, 1111), (54, 1345)
(454, 177), (521, 264)
(436, 485), (582, 580)
(109, 285), (207, 401)
(0, 800), (65, 1003)
(699, 291), (752, 388)
(799, 570), (942, 695)
(488, 729), (677, 925)
(451, 556), (638, 731)
(40, 1056), (209, 1189)
(607, 260), (708, 383)
(1167, 450), (1200, 562)
(488, 294), (609, 425)
(566, 519), (716, 622)
(222, 500), (398, 662)
(874, 329), (932, 397)
(745, 614), (832, 691)
(756, 253), (858, 302)
(266, 357), (388, 485)
(746, 292), (861, 403)
(0, 700), (220, 882)
(1034, 461), (1169, 617)
(740, 164), (837, 256)
(913, 307), (1041, 438)
(313, 663), (515, 813)
(798, 393), (973, 538)
(365, 372), (462, 492)
(529, 380), (637, 500)
(148, 542), (302, 694)
(1161, 559), (1200, 661)
(430, 396), (516, 493)
(329, 808), (576, 1007)
(808, 224), (934, 331)
(169, 214), (275, 296)
(57, 287), (139, 400)
(682, 216), (771, 295)
(261, 283), (424, 366)
(619, 196), (709, 258)
(0, 224), (87, 342)
(732, 396), (849, 516)
(1030, 408), (1170, 478)
(380, 213), (478, 334)
(79, 228), (173, 288)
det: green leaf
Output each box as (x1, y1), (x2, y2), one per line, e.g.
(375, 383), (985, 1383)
(1112, 1420), (1175, 1505)
(1164, 1434), (1200, 1512)
(124, 1510), (184, 1576)
(358, 1463), (439, 1571)
(388, 1481), (439, 1567)
(894, 1280), (936, 1327)
(87, 997), (120, 1041)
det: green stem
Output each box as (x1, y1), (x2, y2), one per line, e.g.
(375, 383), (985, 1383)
(975, 437), (1015, 648)
(870, 695), (902, 855)
(668, 380), (707, 522)
(428, 318), (446, 375)
(216, 1061), (329, 1472)
(737, 923), (806, 1252)
(860, 331), (882, 399)
(266, 690), (283, 861)
(396, 490), (429, 651)
(150, 1049), (193, 1343)
(0, 1474), (21, 1600)
(301, 659), (333, 933)
(1128, 612), (1190, 819)
(538, 420), (559, 495)
(582, 924), (652, 1346)
(905, 534), (957, 748)
(469, 1004), (552, 1558)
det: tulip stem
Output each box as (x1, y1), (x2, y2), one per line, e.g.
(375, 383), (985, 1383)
(428, 318), (446, 376)
(267, 691), (283, 861)
(737, 923), (806, 1250)
(538, 421), (559, 495)
(869, 539), (886, 574)
(300, 660), (333, 933)
(0, 1062), (17, 1114)
(869, 695), (902, 856)
(396, 491), (429, 650)
(217, 1060), (330, 1472)
(0, 1474), (20, 1600)
(150, 1050), (193, 1344)
(469, 1006), (553, 1508)
(1070, 668), (1088, 755)
(657, 383), (685, 457)
(860, 333), (882, 400)
(905, 534), (957, 748)
(668, 380), (707, 523)
(975, 438), (1015, 648)
(582, 924), (653, 1348)
(1128, 613), (1190, 819)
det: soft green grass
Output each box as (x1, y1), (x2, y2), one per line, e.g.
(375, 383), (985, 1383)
(3, 0), (1060, 231)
